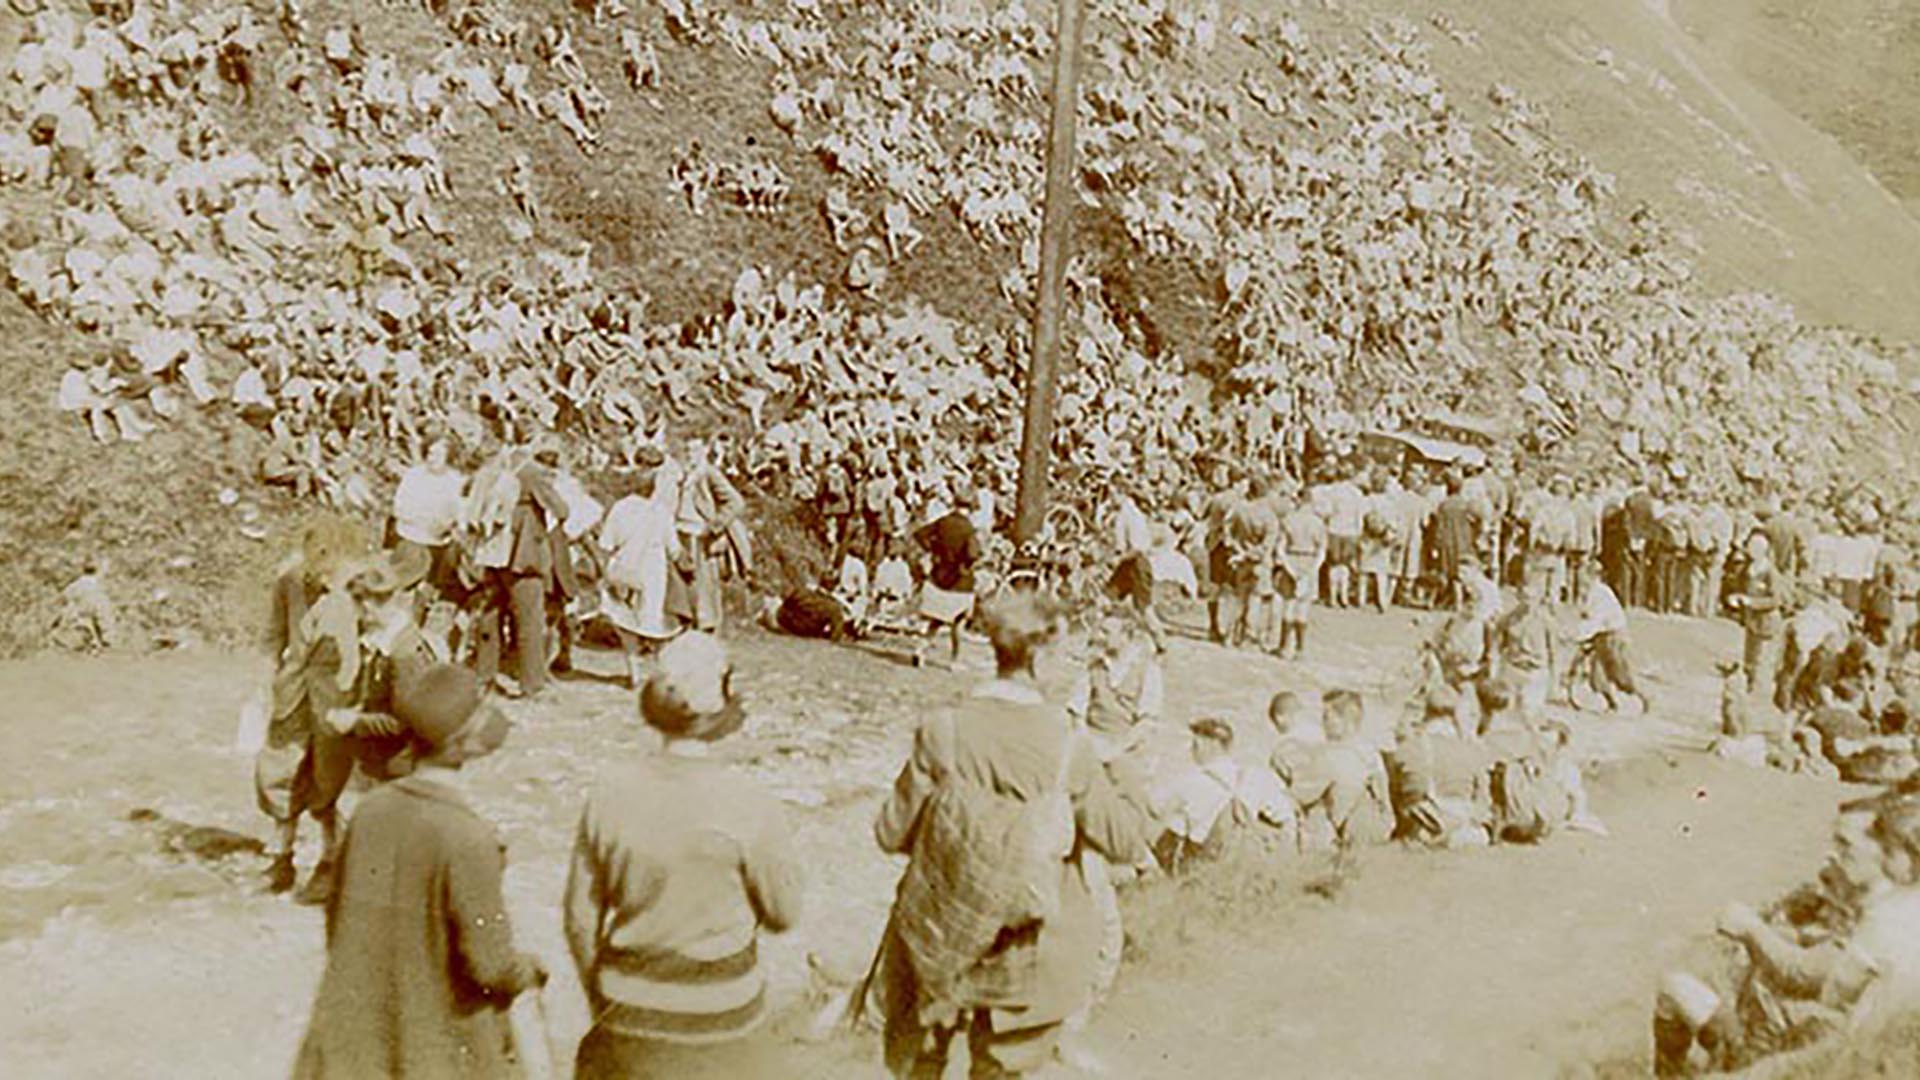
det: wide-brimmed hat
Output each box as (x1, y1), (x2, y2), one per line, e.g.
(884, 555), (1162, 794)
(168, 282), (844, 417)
(641, 632), (745, 742)
(395, 664), (510, 764)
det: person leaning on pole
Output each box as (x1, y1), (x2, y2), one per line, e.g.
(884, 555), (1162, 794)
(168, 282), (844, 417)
(563, 632), (803, 1079)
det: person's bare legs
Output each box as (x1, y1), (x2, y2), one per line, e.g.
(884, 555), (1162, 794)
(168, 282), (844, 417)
(268, 817), (299, 893)
(619, 629), (642, 689)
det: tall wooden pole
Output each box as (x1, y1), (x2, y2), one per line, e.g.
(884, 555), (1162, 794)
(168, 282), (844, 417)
(1013, 0), (1087, 546)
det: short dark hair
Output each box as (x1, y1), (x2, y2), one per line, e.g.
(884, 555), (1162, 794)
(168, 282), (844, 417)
(1189, 717), (1235, 748)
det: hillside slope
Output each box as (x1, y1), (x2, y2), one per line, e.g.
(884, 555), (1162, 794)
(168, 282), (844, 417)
(1676, 0), (1920, 222)
(1353, 0), (1920, 345)
(3, 0), (1919, 656)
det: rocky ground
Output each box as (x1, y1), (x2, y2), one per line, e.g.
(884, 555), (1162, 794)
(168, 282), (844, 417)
(0, 602), (1865, 1078)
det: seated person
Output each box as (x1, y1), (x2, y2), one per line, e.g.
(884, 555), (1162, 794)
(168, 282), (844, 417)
(835, 553), (872, 623)
(761, 583), (855, 642)
(1068, 613), (1163, 738)
(1152, 718), (1291, 870)
(1422, 608), (1491, 739)
(1386, 717), (1496, 849)
(1653, 801), (1920, 1076)
(1286, 690), (1394, 853)
(865, 542), (918, 629)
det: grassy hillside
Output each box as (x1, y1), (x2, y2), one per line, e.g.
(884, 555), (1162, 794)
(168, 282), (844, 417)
(1676, 0), (1920, 222)
(1350, 0), (1920, 346)
(3, 0), (1920, 656)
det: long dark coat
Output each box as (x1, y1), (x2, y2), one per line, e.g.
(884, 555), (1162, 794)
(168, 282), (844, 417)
(293, 775), (538, 1080)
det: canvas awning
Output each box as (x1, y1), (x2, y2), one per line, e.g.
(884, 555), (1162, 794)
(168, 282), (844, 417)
(1361, 429), (1488, 469)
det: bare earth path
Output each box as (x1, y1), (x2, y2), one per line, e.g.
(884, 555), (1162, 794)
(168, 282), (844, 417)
(0, 609), (1851, 1078)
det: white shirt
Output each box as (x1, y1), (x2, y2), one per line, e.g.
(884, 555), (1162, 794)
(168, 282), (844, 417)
(1153, 758), (1245, 845)
(392, 464), (467, 546)
(1321, 481), (1367, 538)
(1849, 888), (1920, 1032)
(1577, 583), (1628, 641)
(550, 470), (604, 541)
(1113, 497), (1153, 556)
(970, 490), (996, 537)
(1790, 603), (1845, 652)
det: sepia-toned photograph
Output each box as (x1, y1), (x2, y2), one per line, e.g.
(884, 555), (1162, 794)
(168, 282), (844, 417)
(4, 0), (1920, 1076)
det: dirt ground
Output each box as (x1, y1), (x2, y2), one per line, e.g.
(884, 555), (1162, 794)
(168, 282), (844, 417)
(0, 603), (1865, 1078)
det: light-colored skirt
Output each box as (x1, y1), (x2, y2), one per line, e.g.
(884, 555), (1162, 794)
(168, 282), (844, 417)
(918, 583), (975, 625)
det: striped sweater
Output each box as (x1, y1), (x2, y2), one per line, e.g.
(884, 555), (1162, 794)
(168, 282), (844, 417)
(563, 748), (803, 1044)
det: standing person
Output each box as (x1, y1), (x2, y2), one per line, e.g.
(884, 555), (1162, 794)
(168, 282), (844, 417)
(565, 633), (804, 1079)
(1225, 476), (1281, 651)
(1105, 549), (1169, 658)
(292, 663), (540, 1080)
(1277, 491), (1329, 660)
(1730, 533), (1784, 697)
(1695, 496), (1735, 620)
(1527, 477), (1574, 607)
(1568, 576), (1651, 714)
(1318, 467), (1366, 609)
(873, 594), (1152, 1079)
(1202, 464), (1246, 644)
(1431, 476), (1483, 611)
(1393, 470), (1433, 609)
(1110, 480), (1153, 562)
(819, 448), (857, 567)
(916, 490), (983, 664)
(1356, 473), (1397, 613)
(1624, 483), (1659, 610)
(1495, 574), (1557, 727)
(599, 468), (681, 688)
(258, 522), (353, 894)
(860, 452), (898, 567)
(539, 445), (603, 675)
(257, 554), (424, 903)
(503, 466), (563, 696)
(677, 437), (747, 633)
(390, 437), (468, 598)
(1655, 498), (1692, 616)
(1567, 476), (1600, 606)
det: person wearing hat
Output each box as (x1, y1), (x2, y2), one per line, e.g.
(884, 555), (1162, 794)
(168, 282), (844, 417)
(563, 633), (803, 1078)
(873, 592), (1152, 1079)
(293, 663), (540, 1080)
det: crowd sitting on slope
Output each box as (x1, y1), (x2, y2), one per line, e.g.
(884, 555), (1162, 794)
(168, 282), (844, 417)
(11, 0), (1918, 583)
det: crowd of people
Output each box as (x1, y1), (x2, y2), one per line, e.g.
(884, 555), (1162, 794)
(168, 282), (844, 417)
(10, 0), (1918, 594)
(10, 1), (1920, 1074)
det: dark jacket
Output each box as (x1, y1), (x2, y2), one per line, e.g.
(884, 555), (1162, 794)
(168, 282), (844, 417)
(293, 775), (539, 1080)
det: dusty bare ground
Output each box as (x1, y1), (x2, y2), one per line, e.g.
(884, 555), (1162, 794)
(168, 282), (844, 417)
(0, 604), (1866, 1078)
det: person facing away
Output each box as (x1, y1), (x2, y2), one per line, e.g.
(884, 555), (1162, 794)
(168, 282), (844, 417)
(564, 632), (804, 1079)
(873, 592), (1152, 1079)
(293, 663), (541, 1080)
